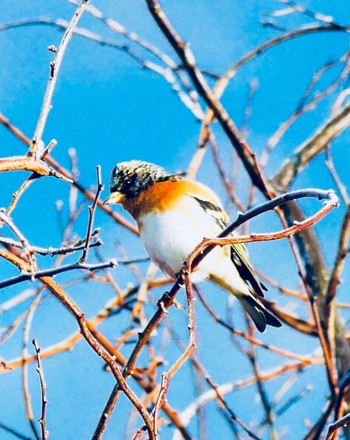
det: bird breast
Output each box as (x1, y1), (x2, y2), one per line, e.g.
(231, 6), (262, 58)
(137, 201), (223, 281)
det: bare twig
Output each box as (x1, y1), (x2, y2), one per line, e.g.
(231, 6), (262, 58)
(32, 339), (48, 440)
(325, 145), (349, 205)
(0, 258), (118, 290)
(79, 165), (104, 263)
(21, 292), (43, 440)
(171, 352), (308, 439)
(195, 285), (321, 364)
(277, 0), (337, 25)
(324, 207), (350, 323)
(5, 140), (59, 217)
(0, 234), (102, 256)
(28, 0), (92, 157)
(0, 113), (139, 234)
(66, 0), (204, 119)
(6, 174), (39, 217)
(271, 103), (350, 191)
(242, 78), (259, 138)
(0, 210), (37, 275)
(0, 156), (70, 181)
(263, 51), (350, 164)
(326, 412), (350, 440)
(1, 249), (155, 439)
(149, 271), (197, 435)
(197, 24), (349, 178)
(246, 320), (277, 438)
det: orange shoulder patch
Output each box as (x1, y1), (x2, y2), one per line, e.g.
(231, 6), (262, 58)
(121, 178), (222, 221)
(122, 180), (186, 219)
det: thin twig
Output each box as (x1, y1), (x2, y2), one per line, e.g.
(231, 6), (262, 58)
(0, 210), (37, 274)
(324, 206), (350, 323)
(326, 412), (350, 440)
(21, 292), (43, 440)
(166, 318), (260, 440)
(5, 139), (59, 217)
(0, 234), (102, 256)
(28, 0), (92, 157)
(1, 248), (155, 439)
(150, 270), (197, 435)
(271, 102), (350, 191)
(6, 174), (39, 217)
(0, 259), (118, 289)
(277, 0), (338, 25)
(275, 385), (313, 417)
(66, 0), (204, 119)
(245, 319), (277, 438)
(325, 145), (350, 205)
(79, 165), (104, 263)
(0, 113), (139, 235)
(263, 51), (350, 165)
(195, 285), (321, 364)
(32, 339), (48, 440)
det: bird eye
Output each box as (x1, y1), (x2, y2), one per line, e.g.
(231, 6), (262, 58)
(125, 173), (138, 190)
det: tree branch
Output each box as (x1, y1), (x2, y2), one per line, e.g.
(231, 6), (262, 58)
(0, 254), (117, 290)
(271, 102), (350, 191)
(28, 0), (92, 158)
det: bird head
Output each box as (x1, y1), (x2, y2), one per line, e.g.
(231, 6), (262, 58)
(103, 160), (172, 205)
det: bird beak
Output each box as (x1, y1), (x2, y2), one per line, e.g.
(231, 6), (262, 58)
(103, 191), (125, 205)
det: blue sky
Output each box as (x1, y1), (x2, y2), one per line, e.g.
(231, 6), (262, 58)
(1, 1), (350, 439)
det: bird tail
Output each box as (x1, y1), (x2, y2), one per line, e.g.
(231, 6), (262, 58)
(209, 274), (281, 332)
(238, 295), (281, 332)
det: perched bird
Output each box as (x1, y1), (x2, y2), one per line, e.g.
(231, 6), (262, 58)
(104, 160), (281, 332)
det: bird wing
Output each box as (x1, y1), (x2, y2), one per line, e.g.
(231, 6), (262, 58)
(230, 242), (266, 297)
(189, 190), (266, 298)
(193, 197), (228, 229)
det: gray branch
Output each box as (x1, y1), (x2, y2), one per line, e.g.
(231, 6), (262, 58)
(0, 259), (117, 290)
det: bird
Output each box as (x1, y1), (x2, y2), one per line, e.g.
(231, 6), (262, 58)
(104, 160), (281, 332)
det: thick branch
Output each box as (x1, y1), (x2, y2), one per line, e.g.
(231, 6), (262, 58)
(145, 0), (269, 194)
(0, 156), (70, 181)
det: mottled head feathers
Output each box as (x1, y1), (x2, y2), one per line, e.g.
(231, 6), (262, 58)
(108, 160), (179, 199)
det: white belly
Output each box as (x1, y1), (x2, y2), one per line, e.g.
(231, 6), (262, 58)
(138, 204), (224, 282)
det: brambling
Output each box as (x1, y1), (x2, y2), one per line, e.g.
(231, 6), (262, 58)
(104, 160), (281, 332)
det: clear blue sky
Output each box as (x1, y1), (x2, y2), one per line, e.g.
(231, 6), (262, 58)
(1, 1), (349, 438)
